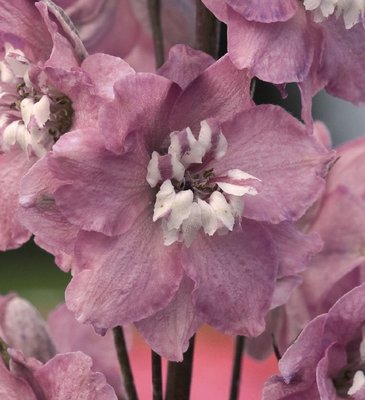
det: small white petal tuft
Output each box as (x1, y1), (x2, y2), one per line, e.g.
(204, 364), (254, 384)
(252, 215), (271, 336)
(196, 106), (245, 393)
(153, 180), (176, 221)
(147, 151), (162, 187)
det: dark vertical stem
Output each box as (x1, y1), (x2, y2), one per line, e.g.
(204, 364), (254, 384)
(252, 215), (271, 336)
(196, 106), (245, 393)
(229, 336), (245, 400)
(152, 351), (163, 400)
(165, 335), (196, 400)
(272, 334), (282, 361)
(195, 0), (219, 58)
(113, 326), (138, 400)
(148, 0), (165, 68)
(217, 22), (227, 58)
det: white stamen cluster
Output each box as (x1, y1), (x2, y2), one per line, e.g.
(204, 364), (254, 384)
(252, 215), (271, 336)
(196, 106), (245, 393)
(346, 326), (365, 395)
(304, 0), (365, 29)
(146, 120), (260, 247)
(0, 43), (73, 158)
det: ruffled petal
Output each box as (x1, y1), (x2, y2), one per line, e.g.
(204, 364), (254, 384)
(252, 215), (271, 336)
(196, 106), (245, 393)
(216, 105), (335, 223)
(136, 277), (202, 361)
(18, 155), (78, 272)
(170, 54), (253, 131)
(48, 129), (151, 237)
(65, 211), (183, 330)
(227, 7), (318, 83)
(99, 73), (181, 154)
(225, 0), (298, 23)
(0, 148), (32, 250)
(47, 304), (125, 397)
(320, 17), (365, 104)
(158, 44), (214, 90)
(181, 220), (278, 336)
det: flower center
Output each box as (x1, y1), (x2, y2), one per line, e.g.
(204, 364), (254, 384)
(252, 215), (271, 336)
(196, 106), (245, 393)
(0, 43), (74, 158)
(333, 327), (365, 397)
(146, 119), (261, 247)
(303, 0), (365, 29)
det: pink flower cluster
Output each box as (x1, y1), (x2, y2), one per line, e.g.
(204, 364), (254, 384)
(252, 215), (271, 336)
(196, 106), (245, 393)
(0, 0), (365, 398)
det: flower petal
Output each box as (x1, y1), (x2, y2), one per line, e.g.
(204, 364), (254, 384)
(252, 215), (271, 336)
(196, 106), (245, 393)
(182, 221), (278, 336)
(136, 277), (202, 361)
(65, 211), (183, 330)
(217, 105), (335, 223)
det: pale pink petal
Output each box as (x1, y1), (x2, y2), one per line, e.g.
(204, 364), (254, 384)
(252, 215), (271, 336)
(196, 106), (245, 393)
(48, 129), (151, 237)
(201, 0), (229, 22)
(0, 0), (53, 62)
(299, 188), (365, 317)
(181, 221), (278, 336)
(170, 54), (253, 131)
(99, 73), (181, 154)
(262, 315), (326, 399)
(158, 44), (214, 90)
(227, 7), (319, 83)
(316, 343), (347, 399)
(65, 211), (183, 331)
(216, 105), (335, 223)
(313, 120), (332, 149)
(0, 149), (32, 251)
(18, 156), (78, 272)
(136, 277), (202, 361)
(326, 136), (365, 199)
(225, 0), (298, 23)
(0, 358), (36, 400)
(264, 222), (323, 278)
(35, 2), (80, 70)
(320, 18), (365, 104)
(34, 352), (117, 400)
(48, 305), (124, 397)
(80, 53), (135, 99)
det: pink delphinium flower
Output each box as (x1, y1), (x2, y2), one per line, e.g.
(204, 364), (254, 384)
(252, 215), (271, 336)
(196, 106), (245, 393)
(0, 0), (134, 254)
(1, 349), (117, 400)
(263, 283), (365, 399)
(0, 293), (127, 397)
(19, 45), (334, 360)
(248, 128), (365, 359)
(201, 0), (365, 120)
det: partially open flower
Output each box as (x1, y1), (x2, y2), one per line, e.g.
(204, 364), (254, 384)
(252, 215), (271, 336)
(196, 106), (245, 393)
(263, 283), (365, 399)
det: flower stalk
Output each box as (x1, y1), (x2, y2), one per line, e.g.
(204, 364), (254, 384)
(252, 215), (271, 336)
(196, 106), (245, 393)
(165, 336), (196, 400)
(229, 336), (245, 400)
(195, 0), (220, 58)
(112, 326), (138, 400)
(152, 351), (163, 400)
(148, 0), (165, 68)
